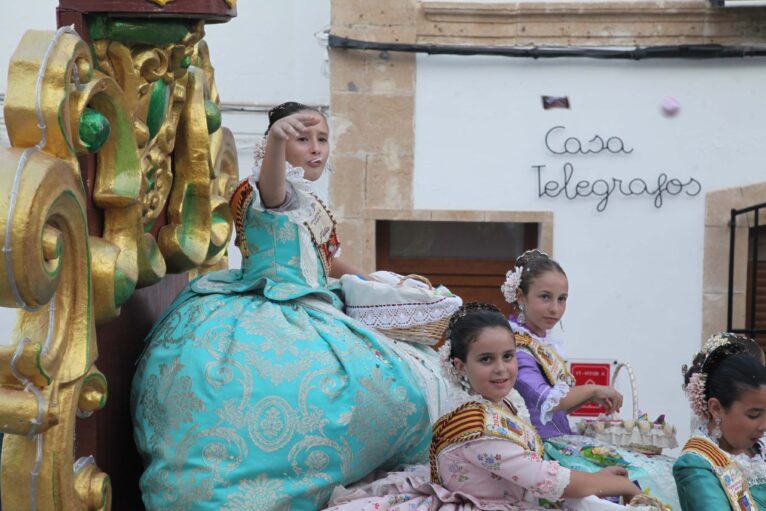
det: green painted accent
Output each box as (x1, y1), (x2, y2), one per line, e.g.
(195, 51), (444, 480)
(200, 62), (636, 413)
(34, 342), (52, 386)
(80, 108), (111, 153)
(179, 187), (204, 253)
(101, 475), (111, 508)
(147, 81), (169, 140)
(205, 100), (222, 134)
(87, 16), (191, 45)
(113, 267), (136, 307)
(145, 166), (157, 194)
(181, 55), (192, 69)
(104, 95), (142, 200)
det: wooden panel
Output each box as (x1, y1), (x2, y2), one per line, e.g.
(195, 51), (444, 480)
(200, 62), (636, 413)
(58, 0), (236, 20)
(376, 220), (540, 317)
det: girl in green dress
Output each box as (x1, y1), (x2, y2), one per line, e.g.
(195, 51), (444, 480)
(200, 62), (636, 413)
(674, 333), (766, 510)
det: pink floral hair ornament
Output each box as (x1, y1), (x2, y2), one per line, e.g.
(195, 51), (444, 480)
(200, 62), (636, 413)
(684, 372), (709, 421)
(501, 266), (523, 304)
(681, 332), (738, 421)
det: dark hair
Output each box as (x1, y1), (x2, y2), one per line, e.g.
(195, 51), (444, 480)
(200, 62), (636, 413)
(735, 337), (766, 365)
(448, 302), (515, 362)
(515, 249), (566, 296)
(265, 101), (323, 134)
(684, 338), (766, 410)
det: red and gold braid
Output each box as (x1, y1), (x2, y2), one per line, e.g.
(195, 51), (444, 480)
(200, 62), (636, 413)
(229, 179), (254, 258)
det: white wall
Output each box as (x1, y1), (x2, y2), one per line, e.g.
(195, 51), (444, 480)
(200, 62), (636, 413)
(0, 1), (330, 341)
(416, 54), (766, 447)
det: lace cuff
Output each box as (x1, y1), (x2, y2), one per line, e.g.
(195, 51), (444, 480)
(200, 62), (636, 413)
(539, 382), (570, 425)
(530, 460), (571, 501)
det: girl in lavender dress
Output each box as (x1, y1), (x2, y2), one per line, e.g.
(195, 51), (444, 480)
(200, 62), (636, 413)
(501, 250), (679, 509)
(324, 303), (669, 511)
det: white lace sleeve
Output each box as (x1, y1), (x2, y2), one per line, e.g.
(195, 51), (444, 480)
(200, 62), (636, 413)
(246, 175), (300, 212)
(507, 389), (531, 424)
(539, 382), (570, 425)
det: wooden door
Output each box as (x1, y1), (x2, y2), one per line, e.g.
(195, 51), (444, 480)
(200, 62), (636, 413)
(376, 220), (539, 317)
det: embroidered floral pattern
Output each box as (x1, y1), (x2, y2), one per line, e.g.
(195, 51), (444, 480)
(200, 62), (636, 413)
(132, 187), (432, 510)
(221, 474), (291, 511)
(476, 452), (502, 471)
(446, 461), (470, 483)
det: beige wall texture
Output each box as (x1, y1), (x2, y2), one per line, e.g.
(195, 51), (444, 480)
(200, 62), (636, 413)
(329, 0), (766, 341)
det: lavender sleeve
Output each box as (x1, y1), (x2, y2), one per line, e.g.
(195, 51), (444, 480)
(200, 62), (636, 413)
(514, 350), (573, 438)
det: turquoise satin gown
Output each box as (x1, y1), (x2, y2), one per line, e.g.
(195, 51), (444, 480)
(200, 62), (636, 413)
(131, 173), (432, 511)
(674, 451), (766, 510)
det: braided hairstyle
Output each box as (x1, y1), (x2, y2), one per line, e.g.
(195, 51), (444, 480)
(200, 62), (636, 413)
(447, 302), (515, 362)
(684, 333), (766, 412)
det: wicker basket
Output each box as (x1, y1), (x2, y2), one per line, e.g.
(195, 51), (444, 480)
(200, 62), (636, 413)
(376, 275), (451, 345)
(380, 318), (449, 345)
(578, 361), (677, 455)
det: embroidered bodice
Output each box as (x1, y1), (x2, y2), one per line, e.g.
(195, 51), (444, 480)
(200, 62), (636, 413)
(510, 320), (576, 437)
(675, 434), (763, 511)
(191, 165), (341, 304)
(430, 400), (544, 483)
(428, 400), (571, 507)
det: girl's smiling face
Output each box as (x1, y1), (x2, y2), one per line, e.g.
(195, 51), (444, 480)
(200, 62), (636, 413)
(453, 326), (517, 403)
(285, 111), (329, 181)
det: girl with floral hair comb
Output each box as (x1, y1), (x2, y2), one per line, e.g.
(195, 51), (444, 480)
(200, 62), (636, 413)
(674, 333), (766, 510)
(501, 249), (679, 509)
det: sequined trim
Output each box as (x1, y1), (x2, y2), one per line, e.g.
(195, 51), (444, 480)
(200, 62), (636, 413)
(430, 400), (543, 484)
(683, 436), (759, 511)
(303, 194), (340, 278)
(230, 179), (255, 258)
(515, 332), (576, 387)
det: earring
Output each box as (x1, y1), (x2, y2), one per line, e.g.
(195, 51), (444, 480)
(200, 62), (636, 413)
(518, 304), (526, 324)
(711, 416), (722, 440)
(459, 373), (472, 393)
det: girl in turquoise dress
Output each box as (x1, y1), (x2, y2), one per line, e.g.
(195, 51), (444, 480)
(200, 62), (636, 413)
(131, 102), (436, 511)
(674, 333), (766, 510)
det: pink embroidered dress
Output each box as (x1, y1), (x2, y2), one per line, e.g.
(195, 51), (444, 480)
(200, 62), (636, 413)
(325, 400), (652, 511)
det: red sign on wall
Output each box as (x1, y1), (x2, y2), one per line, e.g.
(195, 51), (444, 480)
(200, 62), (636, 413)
(568, 362), (612, 417)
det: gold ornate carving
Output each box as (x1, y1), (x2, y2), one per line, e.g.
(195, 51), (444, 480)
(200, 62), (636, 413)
(0, 21), (238, 510)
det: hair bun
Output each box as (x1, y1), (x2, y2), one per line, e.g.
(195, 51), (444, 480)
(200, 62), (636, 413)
(446, 301), (502, 338)
(515, 249), (550, 268)
(266, 101), (311, 132)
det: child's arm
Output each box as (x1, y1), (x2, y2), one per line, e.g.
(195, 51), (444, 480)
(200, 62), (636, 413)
(554, 384), (623, 415)
(258, 112), (321, 208)
(564, 467), (641, 502)
(458, 439), (639, 504)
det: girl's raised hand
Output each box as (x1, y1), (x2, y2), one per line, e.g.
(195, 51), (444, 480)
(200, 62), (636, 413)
(269, 112), (321, 141)
(592, 386), (624, 415)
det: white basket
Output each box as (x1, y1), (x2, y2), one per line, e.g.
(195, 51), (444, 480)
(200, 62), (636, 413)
(577, 361), (678, 454)
(341, 272), (462, 345)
